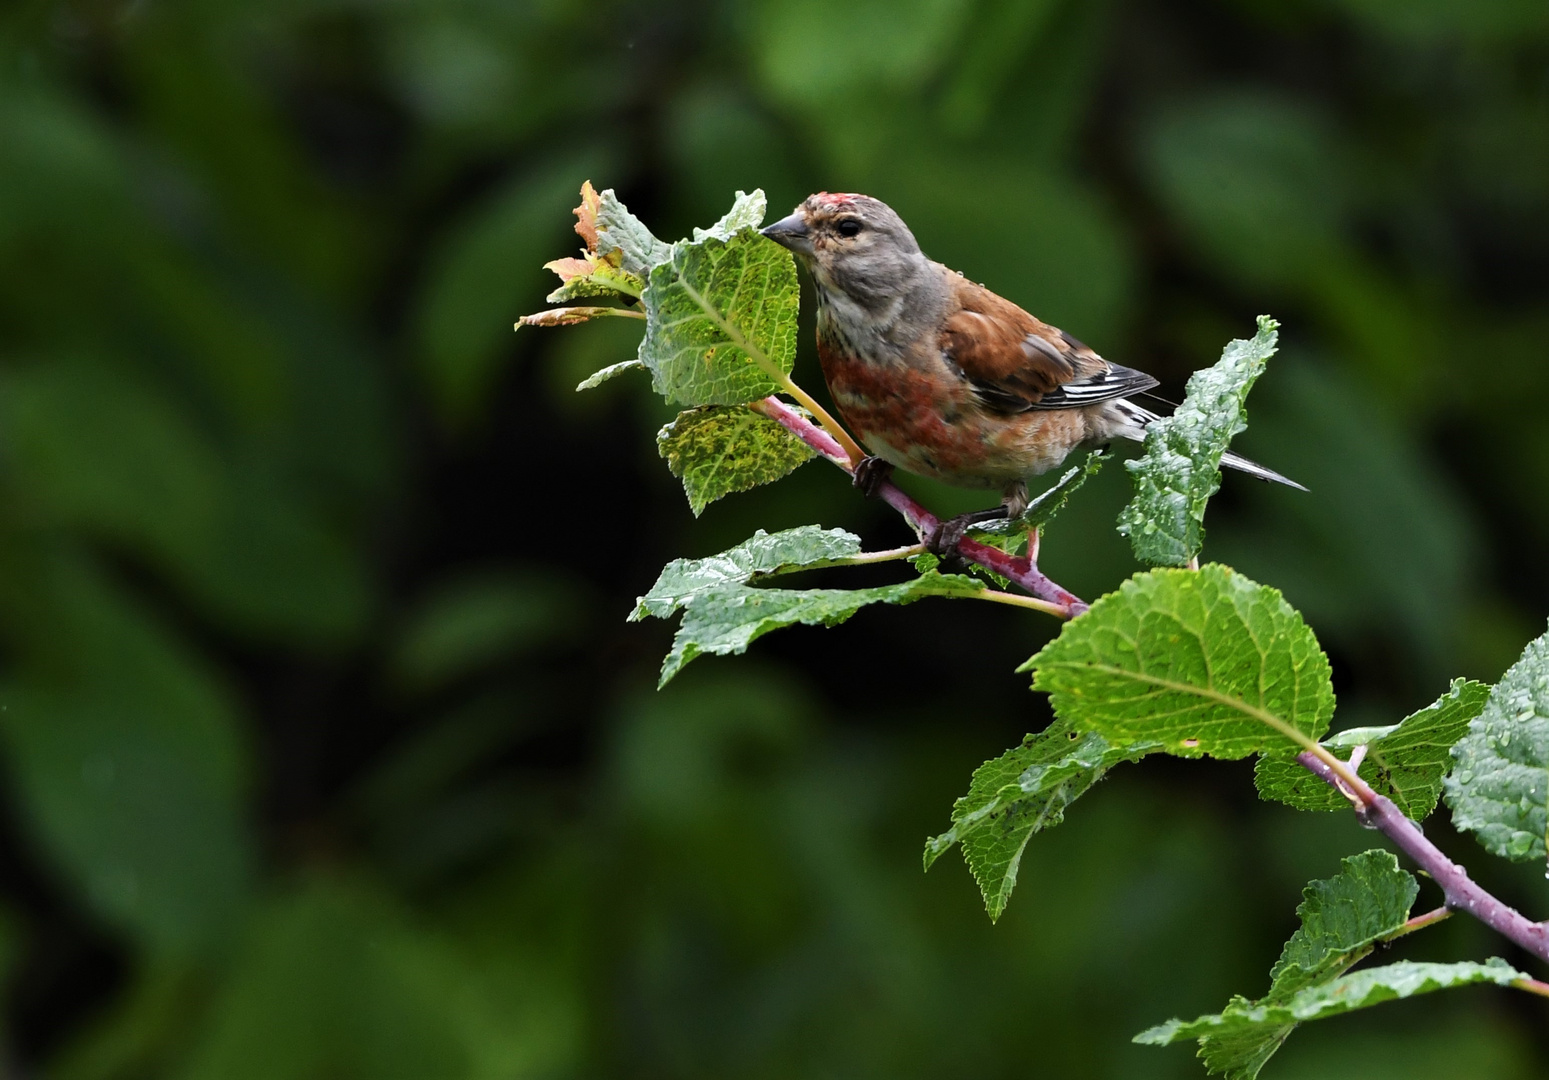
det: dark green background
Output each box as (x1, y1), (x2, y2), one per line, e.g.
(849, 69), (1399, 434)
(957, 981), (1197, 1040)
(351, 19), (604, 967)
(0, 0), (1544, 1076)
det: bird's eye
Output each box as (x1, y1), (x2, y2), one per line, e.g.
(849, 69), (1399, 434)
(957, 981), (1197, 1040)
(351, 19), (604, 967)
(836, 219), (862, 238)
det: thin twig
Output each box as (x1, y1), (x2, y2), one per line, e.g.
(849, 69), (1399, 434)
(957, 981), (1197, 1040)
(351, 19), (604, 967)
(751, 395), (851, 466)
(775, 376), (867, 467)
(1295, 750), (1549, 963)
(753, 396), (1090, 618)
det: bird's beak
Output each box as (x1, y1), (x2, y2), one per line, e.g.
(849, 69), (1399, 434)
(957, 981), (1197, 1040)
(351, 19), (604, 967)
(760, 213), (812, 255)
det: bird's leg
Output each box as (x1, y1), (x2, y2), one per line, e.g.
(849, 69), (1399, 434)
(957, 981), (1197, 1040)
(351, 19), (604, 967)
(1002, 480), (1029, 519)
(925, 506), (1010, 558)
(852, 455), (894, 498)
(997, 480), (1040, 562)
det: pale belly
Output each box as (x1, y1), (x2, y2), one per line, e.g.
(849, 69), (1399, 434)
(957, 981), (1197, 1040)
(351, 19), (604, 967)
(852, 409), (1091, 489)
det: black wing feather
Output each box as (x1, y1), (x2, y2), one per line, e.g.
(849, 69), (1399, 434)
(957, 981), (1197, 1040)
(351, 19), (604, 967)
(970, 362), (1158, 413)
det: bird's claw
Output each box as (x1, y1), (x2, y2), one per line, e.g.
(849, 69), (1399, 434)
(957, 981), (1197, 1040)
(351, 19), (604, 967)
(852, 455), (893, 498)
(925, 514), (974, 559)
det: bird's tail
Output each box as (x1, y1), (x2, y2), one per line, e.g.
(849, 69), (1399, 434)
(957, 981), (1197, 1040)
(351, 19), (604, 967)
(1218, 448), (1307, 490)
(1112, 399), (1307, 491)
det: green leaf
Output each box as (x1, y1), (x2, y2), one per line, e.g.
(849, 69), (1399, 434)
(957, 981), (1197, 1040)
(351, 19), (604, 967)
(1265, 850), (1418, 1000)
(1140, 850), (1418, 1077)
(1176, 1012), (1290, 1080)
(971, 450), (1107, 556)
(544, 260), (644, 303)
(1018, 449), (1108, 530)
(638, 193), (799, 406)
(576, 358), (646, 391)
(594, 187), (674, 276)
(923, 722), (1157, 921)
(1256, 678), (1490, 818)
(1117, 316), (1279, 566)
(632, 526), (864, 621)
(657, 405), (818, 516)
(526, 182), (650, 309)
(659, 572), (985, 686)
(691, 190), (769, 243)
(1445, 625), (1549, 864)
(1136, 960), (1525, 1080)
(1022, 564), (1334, 759)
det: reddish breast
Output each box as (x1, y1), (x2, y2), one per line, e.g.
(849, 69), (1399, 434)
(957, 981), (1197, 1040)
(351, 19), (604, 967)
(817, 337), (987, 482)
(816, 336), (1088, 487)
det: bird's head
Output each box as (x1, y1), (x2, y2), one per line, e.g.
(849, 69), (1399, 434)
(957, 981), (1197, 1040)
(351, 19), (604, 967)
(760, 193), (926, 309)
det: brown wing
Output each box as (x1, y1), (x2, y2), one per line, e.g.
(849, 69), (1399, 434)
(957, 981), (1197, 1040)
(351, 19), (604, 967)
(938, 274), (1157, 413)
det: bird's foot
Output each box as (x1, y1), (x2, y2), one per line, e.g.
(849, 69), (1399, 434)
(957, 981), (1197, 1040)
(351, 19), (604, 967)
(925, 507), (1010, 559)
(925, 516), (973, 560)
(852, 455), (894, 498)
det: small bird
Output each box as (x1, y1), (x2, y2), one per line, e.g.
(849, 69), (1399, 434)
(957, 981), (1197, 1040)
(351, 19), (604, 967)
(760, 193), (1301, 552)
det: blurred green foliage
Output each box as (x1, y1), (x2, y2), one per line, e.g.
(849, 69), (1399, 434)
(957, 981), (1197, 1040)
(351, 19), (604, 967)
(0, 0), (1543, 1076)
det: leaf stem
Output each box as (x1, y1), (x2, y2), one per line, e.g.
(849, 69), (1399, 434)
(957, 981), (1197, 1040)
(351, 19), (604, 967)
(750, 544), (927, 582)
(823, 543), (928, 567)
(969, 589), (1068, 618)
(1512, 977), (1549, 1000)
(1295, 750), (1549, 963)
(1384, 906), (1452, 941)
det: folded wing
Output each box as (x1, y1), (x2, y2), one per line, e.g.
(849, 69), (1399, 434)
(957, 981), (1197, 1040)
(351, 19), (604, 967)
(938, 274), (1158, 414)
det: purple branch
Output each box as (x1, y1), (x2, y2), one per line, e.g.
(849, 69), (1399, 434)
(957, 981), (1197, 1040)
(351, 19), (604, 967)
(754, 397), (1088, 617)
(761, 386), (1545, 959)
(1296, 750), (1549, 963)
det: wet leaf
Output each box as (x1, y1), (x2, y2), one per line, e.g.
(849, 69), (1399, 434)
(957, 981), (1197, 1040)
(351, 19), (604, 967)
(1117, 317), (1279, 566)
(575, 358), (645, 391)
(638, 191), (800, 406)
(1145, 850), (1418, 1077)
(923, 722), (1157, 920)
(656, 404), (817, 515)
(1022, 564), (1334, 759)
(1137, 960), (1523, 1079)
(1444, 625), (1549, 864)
(1256, 678), (1489, 818)
(633, 526), (863, 621)
(659, 571), (985, 686)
